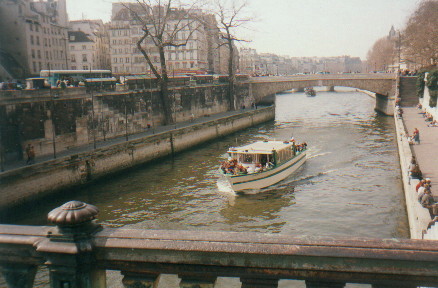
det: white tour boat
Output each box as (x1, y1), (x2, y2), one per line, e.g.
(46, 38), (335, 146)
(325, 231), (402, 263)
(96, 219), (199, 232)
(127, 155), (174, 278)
(220, 140), (307, 192)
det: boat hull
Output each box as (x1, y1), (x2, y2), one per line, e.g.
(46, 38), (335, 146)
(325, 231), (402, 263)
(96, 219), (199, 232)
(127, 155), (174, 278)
(224, 151), (306, 192)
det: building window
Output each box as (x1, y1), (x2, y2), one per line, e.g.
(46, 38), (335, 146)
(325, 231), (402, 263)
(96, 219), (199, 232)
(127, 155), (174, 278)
(31, 49), (35, 58)
(82, 45), (86, 50)
(72, 66), (77, 70)
(37, 50), (41, 59)
(190, 62), (194, 68)
(114, 58), (117, 63)
(126, 57), (129, 63)
(36, 36), (40, 45)
(30, 23), (33, 31)
(30, 35), (34, 45)
(33, 62), (37, 72)
(82, 54), (87, 62)
(83, 65), (89, 70)
(182, 62), (187, 68)
(45, 51), (49, 59)
(35, 25), (39, 32)
(71, 54), (76, 62)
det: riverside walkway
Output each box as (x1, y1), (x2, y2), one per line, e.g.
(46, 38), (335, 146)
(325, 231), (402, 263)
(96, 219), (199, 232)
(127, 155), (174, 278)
(1, 107), (260, 173)
(402, 107), (438, 198)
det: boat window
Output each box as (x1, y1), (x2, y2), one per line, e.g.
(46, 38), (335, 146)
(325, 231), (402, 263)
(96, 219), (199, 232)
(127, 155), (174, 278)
(240, 154), (254, 164)
(277, 148), (294, 164)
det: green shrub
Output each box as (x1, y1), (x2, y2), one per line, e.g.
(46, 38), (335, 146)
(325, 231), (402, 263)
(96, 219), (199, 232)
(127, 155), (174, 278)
(417, 72), (425, 98)
(427, 70), (438, 107)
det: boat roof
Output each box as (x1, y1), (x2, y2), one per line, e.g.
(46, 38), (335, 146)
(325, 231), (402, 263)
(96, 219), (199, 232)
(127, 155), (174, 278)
(227, 141), (294, 154)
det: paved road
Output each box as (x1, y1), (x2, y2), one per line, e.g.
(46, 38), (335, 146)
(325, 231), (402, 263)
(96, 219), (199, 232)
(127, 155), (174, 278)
(402, 107), (438, 197)
(1, 107), (263, 173)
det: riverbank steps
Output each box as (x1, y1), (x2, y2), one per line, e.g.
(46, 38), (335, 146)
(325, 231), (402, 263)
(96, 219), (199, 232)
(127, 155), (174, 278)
(0, 106), (275, 214)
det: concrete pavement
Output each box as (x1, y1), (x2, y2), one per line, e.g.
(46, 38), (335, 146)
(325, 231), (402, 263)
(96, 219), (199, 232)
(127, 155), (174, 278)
(402, 107), (438, 198)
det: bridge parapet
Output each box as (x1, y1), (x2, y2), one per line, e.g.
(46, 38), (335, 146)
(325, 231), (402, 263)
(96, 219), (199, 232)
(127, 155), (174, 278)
(1, 201), (438, 288)
(247, 74), (398, 116)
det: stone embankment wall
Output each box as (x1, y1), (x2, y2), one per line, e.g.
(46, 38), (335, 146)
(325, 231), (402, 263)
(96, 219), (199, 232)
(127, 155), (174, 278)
(0, 106), (274, 212)
(0, 83), (251, 162)
(419, 85), (437, 119)
(394, 113), (431, 239)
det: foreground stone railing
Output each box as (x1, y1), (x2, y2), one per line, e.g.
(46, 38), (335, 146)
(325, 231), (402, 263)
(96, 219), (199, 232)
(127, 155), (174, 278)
(1, 201), (438, 288)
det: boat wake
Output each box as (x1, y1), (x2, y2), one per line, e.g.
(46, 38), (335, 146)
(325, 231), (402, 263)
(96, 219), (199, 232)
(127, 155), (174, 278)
(281, 169), (338, 186)
(307, 151), (331, 160)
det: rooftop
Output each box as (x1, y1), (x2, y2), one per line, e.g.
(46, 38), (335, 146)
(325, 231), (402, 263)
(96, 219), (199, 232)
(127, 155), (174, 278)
(228, 140), (294, 154)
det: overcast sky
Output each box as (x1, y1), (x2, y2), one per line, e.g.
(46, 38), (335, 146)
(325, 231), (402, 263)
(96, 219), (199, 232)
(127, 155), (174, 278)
(66, 0), (420, 60)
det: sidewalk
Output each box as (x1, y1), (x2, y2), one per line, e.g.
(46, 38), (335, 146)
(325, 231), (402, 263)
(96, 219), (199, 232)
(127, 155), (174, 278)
(402, 107), (438, 198)
(1, 107), (261, 173)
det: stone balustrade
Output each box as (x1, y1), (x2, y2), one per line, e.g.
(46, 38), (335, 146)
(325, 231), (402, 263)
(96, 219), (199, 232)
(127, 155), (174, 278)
(1, 200), (438, 288)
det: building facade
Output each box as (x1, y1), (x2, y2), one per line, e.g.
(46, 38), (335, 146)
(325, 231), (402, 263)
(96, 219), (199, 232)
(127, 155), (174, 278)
(69, 20), (111, 70)
(0, 0), (69, 78)
(108, 3), (236, 76)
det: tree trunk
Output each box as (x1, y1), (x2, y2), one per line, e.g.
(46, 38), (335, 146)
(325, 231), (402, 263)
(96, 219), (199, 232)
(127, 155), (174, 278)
(159, 46), (174, 125)
(228, 40), (236, 111)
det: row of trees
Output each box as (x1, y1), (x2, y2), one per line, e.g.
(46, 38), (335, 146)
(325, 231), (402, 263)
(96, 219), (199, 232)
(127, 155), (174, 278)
(367, 0), (438, 72)
(123, 0), (249, 125)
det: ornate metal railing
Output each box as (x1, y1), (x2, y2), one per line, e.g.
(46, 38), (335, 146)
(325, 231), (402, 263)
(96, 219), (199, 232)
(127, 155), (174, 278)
(1, 201), (438, 288)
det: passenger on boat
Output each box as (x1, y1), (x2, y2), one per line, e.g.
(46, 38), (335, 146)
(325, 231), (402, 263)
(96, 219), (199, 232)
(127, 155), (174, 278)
(255, 163), (263, 173)
(236, 164), (247, 174)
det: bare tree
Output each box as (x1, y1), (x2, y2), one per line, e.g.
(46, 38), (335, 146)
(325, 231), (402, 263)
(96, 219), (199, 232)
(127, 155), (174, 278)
(212, 0), (250, 111)
(366, 36), (395, 72)
(402, 0), (438, 68)
(123, 0), (201, 125)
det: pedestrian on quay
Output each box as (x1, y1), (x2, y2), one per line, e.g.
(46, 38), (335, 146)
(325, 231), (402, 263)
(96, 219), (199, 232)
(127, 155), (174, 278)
(421, 189), (436, 219)
(413, 128), (420, 144)
(25, 144), (35, 165)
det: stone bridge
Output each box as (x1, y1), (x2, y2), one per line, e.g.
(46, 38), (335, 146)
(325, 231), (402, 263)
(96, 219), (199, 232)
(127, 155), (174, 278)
(247, 73), (397, 115)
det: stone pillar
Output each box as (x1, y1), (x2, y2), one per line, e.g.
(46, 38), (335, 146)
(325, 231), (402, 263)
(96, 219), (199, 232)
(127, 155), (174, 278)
(374, 93), (395, 116)
(121, 272), (159, 288)
(35, 201), (106, 288)
(178, 274), (217, 288)
(0, 264), (37, 288)
(76, 117), (90, 145)
(240, 277), (279, 288)
(44, 119), (54, 139)
(372, 284), (416, 288)
(305, 280), (345, 288)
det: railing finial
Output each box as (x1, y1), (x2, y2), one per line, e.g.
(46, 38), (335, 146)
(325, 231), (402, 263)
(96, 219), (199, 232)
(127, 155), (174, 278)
(48, 200), (99, 227)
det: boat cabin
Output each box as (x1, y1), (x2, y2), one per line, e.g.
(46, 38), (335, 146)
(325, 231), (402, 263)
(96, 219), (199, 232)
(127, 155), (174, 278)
(227, 141), (297, 171)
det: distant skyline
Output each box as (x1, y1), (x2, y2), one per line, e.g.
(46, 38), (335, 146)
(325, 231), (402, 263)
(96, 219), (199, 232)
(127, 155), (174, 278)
(66, 0), (420, 60)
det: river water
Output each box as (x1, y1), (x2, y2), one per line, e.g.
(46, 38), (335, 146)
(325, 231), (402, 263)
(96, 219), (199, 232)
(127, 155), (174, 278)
(4, 89), (409, 287)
